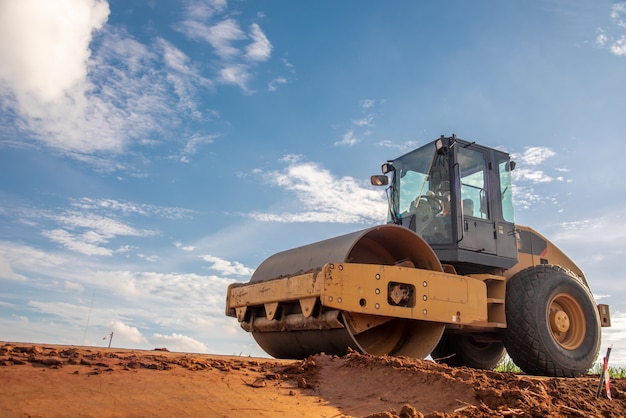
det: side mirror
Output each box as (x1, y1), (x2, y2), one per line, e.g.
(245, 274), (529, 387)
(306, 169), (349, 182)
(371, 175), (389, 186)
(507, 161), (516, 171)
(381, 162), (393, 174)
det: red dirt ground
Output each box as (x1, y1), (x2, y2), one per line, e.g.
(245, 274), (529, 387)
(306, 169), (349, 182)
(1, 342), (624, 417)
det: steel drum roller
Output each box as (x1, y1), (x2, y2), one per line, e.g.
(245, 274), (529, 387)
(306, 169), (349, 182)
(249, 225), (446, 359)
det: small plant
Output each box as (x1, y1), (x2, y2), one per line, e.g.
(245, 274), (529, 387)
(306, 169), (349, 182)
(589, 362), (626, 379)
(495, 357), (521, 373)
(496, 357), (626, 378)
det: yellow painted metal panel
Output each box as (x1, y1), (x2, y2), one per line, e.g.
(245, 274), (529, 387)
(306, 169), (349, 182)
(321, 263), (488, 325)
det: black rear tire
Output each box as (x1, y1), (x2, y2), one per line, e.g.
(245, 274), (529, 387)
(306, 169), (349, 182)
(504, 265), (601, 377)
(432, 333), (505, 370)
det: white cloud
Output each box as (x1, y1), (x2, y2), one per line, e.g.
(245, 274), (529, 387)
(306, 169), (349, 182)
(65, 281), (85, 293)
(596, 30), (609, 47)
(376, 139), (421, 153)
(174, 242), (196, 252)
(268, 77), (288, 91)
(158, 37), (214, 118)
(555, 211), (626, 245)
(182, 133), (217, 159)
(0, 0), (110, 103)
(251, 158), (387, 223)
(511, 146), (557, 184)
(202, 255), (254, 277)
(0, 2), (223, 163)
(361, 99), (376, 109)
(107, 320), (148, 345)
(596, 2), (626, 57)
(219, 64), (252, 90)
(600, 312), (626, 366)
(149, 332), (209, 353)
(176, 8), (273, 92)
(0, 0), (134, 155)
(246, 23), (272, 61)
(0, 242), (68, 273)
(610, 36), (626, 56)
(186, 18), (246, 59)
(42, 229), (114, 256)
(513, 168), (553, 183)
(39, 209), (156, 256)
(611, 2), (626, 28)
(513, 146), (555, 166)
(28, 300), (91, 324)
(0, 256), (27, 281)
(183, 0), (227, 20)
(53, 211), (150, 238)
(2, 25), (167, 156)
(353, 114), (374, 127)
(335, 130), (359, 147)
(0, 236), (256, 354)
(70, 197), (194, 219)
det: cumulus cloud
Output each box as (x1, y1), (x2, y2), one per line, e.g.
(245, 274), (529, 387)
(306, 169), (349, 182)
(595, 2), (626, 56)
(0, 0), (110, 103)
(149, 332), (209, 353)
(202, 255), (254, 277)
(251, 157), (387, 223)
(611, 2), (626, 28)
(0, 0), (236, 163)
(513, 146), (556, 166)
(107, 320), (148, 344)
(0, 0), (153, 156)
(511, 146), (557, 184)
(611, 36), (626, 56)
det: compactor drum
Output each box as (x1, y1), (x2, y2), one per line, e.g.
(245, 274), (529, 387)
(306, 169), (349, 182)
(245, 225), (446, 359)
(226, 135), (611, 377)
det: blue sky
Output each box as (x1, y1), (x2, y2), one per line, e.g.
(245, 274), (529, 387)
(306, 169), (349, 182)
(1, 0), (626, 364)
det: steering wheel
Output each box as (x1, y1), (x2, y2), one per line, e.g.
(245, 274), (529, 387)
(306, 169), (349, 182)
(419, 196), (443, 214)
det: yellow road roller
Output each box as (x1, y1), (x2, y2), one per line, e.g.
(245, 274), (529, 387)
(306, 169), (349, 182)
(226, 135), (611, 377)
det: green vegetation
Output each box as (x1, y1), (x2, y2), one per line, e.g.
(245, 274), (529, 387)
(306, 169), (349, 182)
(495, 357), (522, 373)
(495, 357), (626, 378)
(588, 362), (626, 379)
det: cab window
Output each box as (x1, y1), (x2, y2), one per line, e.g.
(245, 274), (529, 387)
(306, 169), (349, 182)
(458, 147), (488, 220)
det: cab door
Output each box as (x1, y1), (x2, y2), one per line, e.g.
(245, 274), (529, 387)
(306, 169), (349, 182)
(456, 145), (497, 254)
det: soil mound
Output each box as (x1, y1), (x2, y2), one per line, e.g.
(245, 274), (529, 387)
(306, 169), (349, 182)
(0, 342), (623, 417)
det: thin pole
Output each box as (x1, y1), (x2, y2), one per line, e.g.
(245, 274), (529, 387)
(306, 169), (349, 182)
(82, 289), (95, 345)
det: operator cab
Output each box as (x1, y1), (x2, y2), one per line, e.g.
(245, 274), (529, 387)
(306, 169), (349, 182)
(372, 135), (518, 274)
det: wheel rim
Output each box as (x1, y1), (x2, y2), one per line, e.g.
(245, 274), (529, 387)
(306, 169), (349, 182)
(547, 293), (586, 350)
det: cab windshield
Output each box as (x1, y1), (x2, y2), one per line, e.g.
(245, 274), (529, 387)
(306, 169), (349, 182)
(391, 143), (452, 244)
